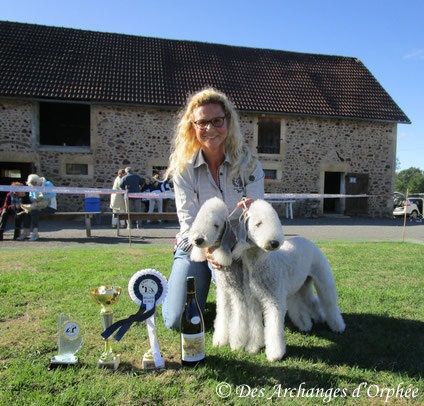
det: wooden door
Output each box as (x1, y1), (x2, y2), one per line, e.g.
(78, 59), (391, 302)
(345, 173), (369, 215)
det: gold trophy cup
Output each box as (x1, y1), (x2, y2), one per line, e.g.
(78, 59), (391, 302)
(90, 286), (122, 370)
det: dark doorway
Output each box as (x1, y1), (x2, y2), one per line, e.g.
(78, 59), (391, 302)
(324, 172), (342, 213)
(0, 162), (34, 202)
(345, 173), (369, 215)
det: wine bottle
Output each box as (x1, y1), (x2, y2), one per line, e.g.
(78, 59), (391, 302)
(180, 276), (205, 366)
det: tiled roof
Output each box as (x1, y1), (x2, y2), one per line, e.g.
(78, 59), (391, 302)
(0, 21), (410, 123)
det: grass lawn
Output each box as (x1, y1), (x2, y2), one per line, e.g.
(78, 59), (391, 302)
(0, 242), (423, 405)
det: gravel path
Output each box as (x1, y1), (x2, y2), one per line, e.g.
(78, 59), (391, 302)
(1, 216), (422, 247)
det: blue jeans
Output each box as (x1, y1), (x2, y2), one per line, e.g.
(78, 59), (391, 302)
(162, 248), (211, 330)
(30, 206), (57, 229)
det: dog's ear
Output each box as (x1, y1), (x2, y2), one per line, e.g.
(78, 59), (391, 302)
(190, 246), (206, 262)
(221, 220), (236, 252)
(228, 213), (250, 260)
(209, 220), (236, 267)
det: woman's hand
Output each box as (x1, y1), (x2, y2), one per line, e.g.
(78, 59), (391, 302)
(237, 198), (254, 210)
(205, 247), (223, 270)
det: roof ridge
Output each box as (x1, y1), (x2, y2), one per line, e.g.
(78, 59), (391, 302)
(0, 20), (357, 61)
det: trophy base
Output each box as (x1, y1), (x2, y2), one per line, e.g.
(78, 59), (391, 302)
(50, 354), (78, 366)
(142, 350), (165, 370)
(97, 355), (120, 371)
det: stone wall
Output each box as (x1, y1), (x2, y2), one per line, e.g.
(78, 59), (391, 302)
(0, 98), (396, 216)
(258, 116), (396, 217)
(0, 99), (38, 166)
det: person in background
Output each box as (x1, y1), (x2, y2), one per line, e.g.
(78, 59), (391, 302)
(161, 88), (264, 329)
(0, 182), (31, 241)
(158, 170), (172, 192)
(110, 168), (126, 228)
(148, 174), (163, 215)
(119, 167), (144, 228)
(159, 170), (173, 212)
(25, 174), (57, 241)
(140, 176), (151, 213)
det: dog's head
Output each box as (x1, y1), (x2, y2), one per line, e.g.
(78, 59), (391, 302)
(189, 197), (229, 249)
(189, 197), (234, 266)
(245, 199), (284, 252)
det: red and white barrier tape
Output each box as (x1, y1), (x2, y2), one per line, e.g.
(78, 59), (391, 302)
(0, 185), (373, 200)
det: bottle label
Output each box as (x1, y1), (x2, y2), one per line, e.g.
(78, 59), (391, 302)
(181, 332), (205, 362)
(190, 316), (201, 324)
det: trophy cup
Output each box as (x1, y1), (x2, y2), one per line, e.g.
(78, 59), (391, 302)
(50, 314), (83, 366)
(90, 285), (122, 370)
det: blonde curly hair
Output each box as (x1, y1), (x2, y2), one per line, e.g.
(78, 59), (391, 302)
(165, 88), (254, 179)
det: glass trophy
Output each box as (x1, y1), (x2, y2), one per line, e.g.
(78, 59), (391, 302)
(90, 286), (122, 370)
(50, 314), (83, 366)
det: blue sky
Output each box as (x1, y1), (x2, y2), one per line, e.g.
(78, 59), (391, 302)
(2, 0), (423, 171)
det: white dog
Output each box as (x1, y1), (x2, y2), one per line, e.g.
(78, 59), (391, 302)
(189, 198), (326, 355)
(189, 198), (262, 351)
(235, 199), (346, 362)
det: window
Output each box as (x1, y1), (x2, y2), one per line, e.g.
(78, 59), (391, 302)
(39, 102), (90, 146)
(263, 169), (277, 180)
(1, 168), (21, 178)
(66, 163), (88, 176)
(257, 119), (281, 154)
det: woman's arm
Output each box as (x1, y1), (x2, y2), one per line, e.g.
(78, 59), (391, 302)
(173, 171), (199, 251)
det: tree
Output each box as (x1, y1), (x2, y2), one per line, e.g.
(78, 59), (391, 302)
(395, 167), (424, 194)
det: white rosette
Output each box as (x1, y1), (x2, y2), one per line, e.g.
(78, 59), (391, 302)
(128, 269), (168, 369)
(128, 269), (168, 307)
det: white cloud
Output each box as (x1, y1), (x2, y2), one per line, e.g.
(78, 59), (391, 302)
(403, 49), (424, 60)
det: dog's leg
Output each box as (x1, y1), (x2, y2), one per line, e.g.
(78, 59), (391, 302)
(228, 291), (249, 350)
(288, 277), (325, 331)
(213, 275), (230, 347)
(311, 256), (345, 333)
(245, 295), (264, 353)
(241, 265), (264, 353)
(286, 293), (313, 332)
(263, 295), (286, 362)
(298, 277), (325, 323)
(225, 266), (249, 350)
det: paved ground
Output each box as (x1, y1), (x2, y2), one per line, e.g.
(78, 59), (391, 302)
(1, 216), (423, 247)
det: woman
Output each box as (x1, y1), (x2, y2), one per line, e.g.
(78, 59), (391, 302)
(25, 174), (57, 241)
(110, 168), (126, 227)
(162, 88), (264, 329)
(0, 182), (31, 241)
(147, 174), (163, 215)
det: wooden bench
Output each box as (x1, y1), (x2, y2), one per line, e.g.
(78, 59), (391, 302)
(40, 211), (101, 237)
(114, 212), (178, 236)
(38, 211), (178, 238)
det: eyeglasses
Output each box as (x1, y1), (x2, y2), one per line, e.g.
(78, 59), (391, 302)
(192, 116), (226, 130)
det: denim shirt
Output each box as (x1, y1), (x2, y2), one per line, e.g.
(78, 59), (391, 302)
(173, 150), (264, 250)
(29, 179), (57, 210)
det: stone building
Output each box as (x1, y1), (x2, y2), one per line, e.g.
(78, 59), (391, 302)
(0, 21), (410, 216)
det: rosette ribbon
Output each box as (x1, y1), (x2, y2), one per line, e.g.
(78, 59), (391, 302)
(101, 304), (156, 342)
